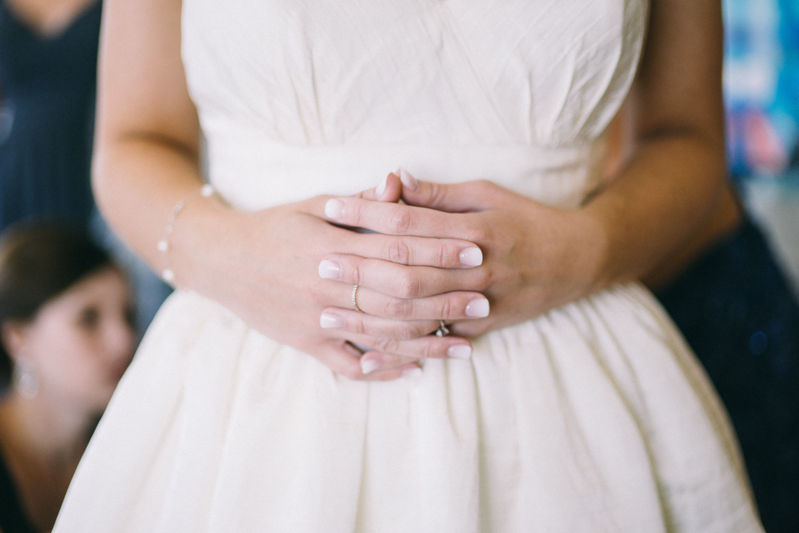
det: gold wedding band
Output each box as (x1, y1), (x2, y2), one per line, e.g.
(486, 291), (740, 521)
(352, 284), (364, 313)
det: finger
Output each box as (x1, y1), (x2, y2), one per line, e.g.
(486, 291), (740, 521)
(316, 339), (421, 381)
(345, 234), (483, 268)
(354, 172), (403, 203)
(398, 169), (498, 212)
(321, 308), (477, 349)
(323, 196), (474, 239)
(303, 203), (482, 270)
(364, 360), (424, 380)
(359, 352), (425, 380)
(320, 255), (483, 298)
(448, 318), (491, 339)
(339, 284), (490, 321)
(348, 334), (473, 367)
(352, 172), (401, 203)
(320, 308), (440, 339)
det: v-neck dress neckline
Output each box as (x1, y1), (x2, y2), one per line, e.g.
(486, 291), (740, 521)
(0, 0), (100, 43)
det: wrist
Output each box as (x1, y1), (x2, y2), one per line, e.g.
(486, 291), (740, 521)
(166, 189), (244, 295)
(157, 185), (217, 284)
(569, 207), (613, 296)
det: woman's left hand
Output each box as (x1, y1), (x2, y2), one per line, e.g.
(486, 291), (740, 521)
(323, 172), (609, 338)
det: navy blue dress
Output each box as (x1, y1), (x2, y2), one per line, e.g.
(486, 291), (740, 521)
(0, 0), (101, 231)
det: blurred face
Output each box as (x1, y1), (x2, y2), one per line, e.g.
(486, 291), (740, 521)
(20, 267), (136, 411)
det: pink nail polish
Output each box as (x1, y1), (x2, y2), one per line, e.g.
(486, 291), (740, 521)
(402, 367), (423, 379)
(399, 168), (419, 192)
(465, 297), (490, 318)
(376, 175), (388, 198)
(318, 259), (341, 280)
(325, 198), (345, 220)
(459, 247), (483, 267)
(361, 359), (381, 375)
(447, 345), (472, 359)
(320, 313), (345, 329)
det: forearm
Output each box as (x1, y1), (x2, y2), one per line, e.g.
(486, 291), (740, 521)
(92, 134), (230, 293)
(92, 0), (234, 291)
(582, 0), (726, 292)
(584, 131), (727, 290)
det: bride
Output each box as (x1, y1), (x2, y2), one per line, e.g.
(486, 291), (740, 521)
(56, 0), (763, 531)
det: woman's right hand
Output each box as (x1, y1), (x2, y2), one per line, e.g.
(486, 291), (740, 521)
(171, 176), (486, 381)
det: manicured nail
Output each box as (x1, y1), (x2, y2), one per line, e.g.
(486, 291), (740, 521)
(459, 247), (483, 267)
(361, 358), (381, 375)
(319, 313), (345, 329)
(375, 174), (388, 198)
(447, 344), (472, 359)
(402, 367), (423, 379)
(325, 198), (345, 220)
(465, 297), (490, 318)
(318, 259), (341, 280)
(399, 168), (419, 192)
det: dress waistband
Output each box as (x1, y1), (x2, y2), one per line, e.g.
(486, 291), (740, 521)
(203, 131), (608, 211)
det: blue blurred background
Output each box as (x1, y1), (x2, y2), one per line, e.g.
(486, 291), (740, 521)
(725, 0), (799, 293)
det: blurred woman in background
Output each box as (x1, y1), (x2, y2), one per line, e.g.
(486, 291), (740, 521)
(0, 0), (169, 333)
(0, 224), (135, 532)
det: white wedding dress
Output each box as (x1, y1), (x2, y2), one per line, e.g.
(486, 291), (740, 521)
(55, 0), (763, 531)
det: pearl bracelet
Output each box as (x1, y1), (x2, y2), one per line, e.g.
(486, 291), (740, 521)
(157, 184), (215, 284)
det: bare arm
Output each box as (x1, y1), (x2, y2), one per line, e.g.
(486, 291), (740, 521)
(92, 0), (203, 271)
(587, 0), (727, 286)
(605, 83), (744, 291)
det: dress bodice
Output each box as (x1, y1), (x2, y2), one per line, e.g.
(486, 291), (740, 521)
(181, 0), (647, 210)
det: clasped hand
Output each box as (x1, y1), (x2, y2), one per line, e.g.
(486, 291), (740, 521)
(317, 170), (607, 373)
(198, 173), (485, 381)
(207, 171), (604, 381)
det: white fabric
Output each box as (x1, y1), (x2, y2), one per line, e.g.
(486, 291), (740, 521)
(55, 0), (763, 531)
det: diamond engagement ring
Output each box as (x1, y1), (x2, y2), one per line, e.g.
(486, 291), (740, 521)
(435, 320), (450, 337)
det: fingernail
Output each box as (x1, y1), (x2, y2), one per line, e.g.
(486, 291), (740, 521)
(399, 168), (419, 192)
(447, 344), (472, 359)
(320, 313), (345, 329)
(459, 247), (483, 267)
(465, 297), (490, 318)
(325, 198), (345, 220)
(402, 367), (423, 379)
(361, 358), (381, 375)
(375, 174), (388, 198)
(318, 259), (341, 280)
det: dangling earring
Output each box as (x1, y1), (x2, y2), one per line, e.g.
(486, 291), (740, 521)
(12, 355), (39, 399)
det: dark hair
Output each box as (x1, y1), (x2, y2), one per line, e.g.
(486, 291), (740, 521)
(0, 222), (114, 383)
